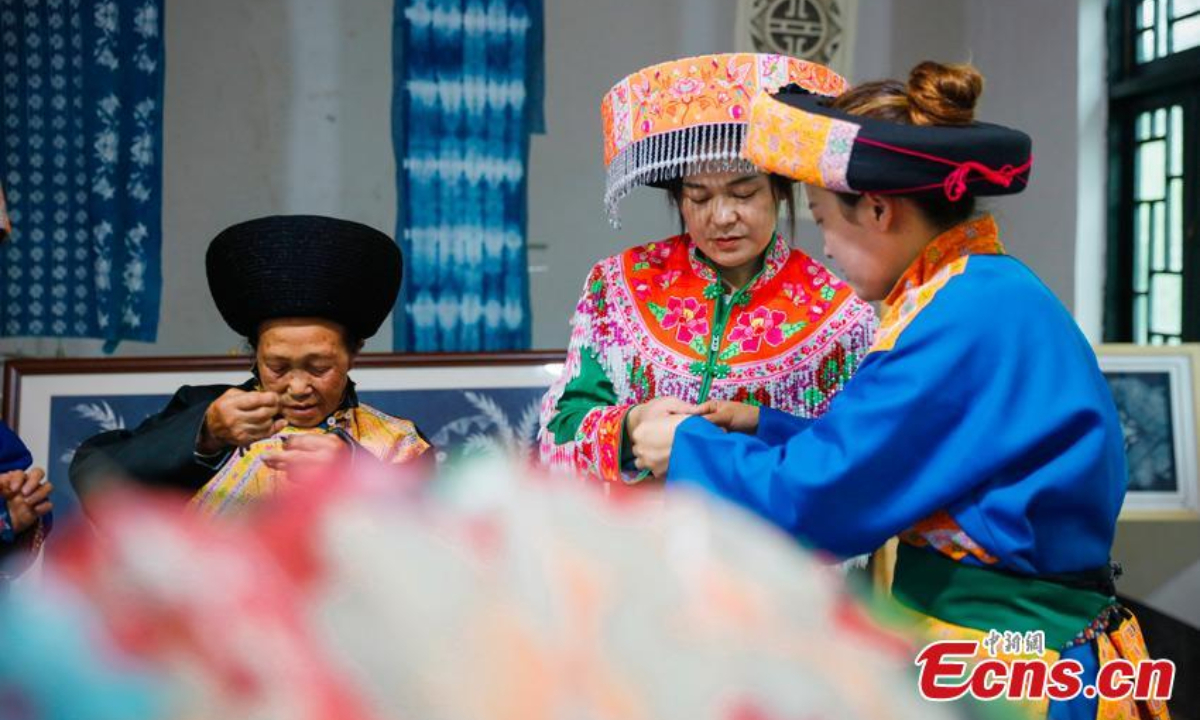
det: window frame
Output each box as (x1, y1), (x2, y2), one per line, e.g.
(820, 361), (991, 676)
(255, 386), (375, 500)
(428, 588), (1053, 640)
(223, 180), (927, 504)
(1106, 0), (1200, 343)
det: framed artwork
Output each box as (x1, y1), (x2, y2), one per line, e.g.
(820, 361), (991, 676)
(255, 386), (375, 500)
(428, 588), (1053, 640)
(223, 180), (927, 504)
(2, 351), (565, 524)
(1098, 344), (1200, 520)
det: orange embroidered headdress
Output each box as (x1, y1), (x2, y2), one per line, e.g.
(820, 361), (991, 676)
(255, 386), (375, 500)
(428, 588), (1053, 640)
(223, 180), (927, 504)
(601, 53), (846, 225)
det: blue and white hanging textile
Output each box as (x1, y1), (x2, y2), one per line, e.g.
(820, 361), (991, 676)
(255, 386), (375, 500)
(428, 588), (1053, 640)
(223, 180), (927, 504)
(1, 0), (164, 351)
(393, 0), (544, 351)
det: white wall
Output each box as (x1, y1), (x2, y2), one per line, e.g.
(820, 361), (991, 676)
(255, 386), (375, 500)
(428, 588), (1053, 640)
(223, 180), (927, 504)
(0, 0), (974, 356)
(0, 0), (395, 358)
(963, 0), (1079, 309)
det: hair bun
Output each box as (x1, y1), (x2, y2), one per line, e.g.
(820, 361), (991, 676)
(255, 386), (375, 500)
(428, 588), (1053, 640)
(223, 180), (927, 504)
(906, 61), (983, 126)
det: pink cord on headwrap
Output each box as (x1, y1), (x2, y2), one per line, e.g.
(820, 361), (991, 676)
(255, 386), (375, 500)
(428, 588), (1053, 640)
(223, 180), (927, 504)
(854, 136), (1033, 200)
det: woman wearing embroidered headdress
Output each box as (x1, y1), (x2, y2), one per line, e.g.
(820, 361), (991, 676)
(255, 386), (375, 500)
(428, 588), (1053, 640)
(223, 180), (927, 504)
(70, 216), (431, 516)
(635, 62), (1167, 719)
(537, 53), (877, 490)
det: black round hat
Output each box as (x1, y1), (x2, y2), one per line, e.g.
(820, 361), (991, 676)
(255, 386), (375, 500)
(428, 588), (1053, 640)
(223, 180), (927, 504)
(206, 215), (401, 340)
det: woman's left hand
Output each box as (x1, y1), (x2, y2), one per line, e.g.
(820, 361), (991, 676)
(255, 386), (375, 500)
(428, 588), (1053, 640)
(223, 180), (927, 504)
(630, 413), (691, 479)
(262, 433), (349, 482)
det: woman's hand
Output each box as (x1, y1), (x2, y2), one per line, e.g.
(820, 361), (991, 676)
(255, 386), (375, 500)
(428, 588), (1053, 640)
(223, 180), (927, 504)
(262, 433), (349, 483)
(630, 413), (691, 479)
(199, 389), (286, 453)
(626, 396), (701, 436)
(696, 400), (760, 434)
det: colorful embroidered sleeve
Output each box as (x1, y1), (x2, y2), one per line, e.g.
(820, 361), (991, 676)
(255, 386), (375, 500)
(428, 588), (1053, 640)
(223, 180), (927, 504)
(538, 264), (635, 485)
(666, 258), (1126, 574)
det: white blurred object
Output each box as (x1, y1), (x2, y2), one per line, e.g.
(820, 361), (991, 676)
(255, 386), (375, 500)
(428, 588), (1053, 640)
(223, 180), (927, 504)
(309, 460), (955, 720)
(17, 458), (966, 720)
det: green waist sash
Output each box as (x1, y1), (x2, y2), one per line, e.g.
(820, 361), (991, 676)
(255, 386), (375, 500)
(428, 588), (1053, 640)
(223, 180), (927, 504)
(891, 542), (1115, 650)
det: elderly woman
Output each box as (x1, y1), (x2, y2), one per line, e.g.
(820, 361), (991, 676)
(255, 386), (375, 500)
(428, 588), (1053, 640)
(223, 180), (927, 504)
(538, 53), (877, 489)
(70, 215), (430, 515)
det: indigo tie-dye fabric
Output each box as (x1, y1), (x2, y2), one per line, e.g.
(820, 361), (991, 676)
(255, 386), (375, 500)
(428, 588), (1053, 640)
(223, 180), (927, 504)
(1, 0), (164, 351)
(393, 0), (543, 351)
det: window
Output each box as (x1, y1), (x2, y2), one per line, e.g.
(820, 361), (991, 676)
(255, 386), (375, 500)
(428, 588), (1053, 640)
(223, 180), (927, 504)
(1106, 0), (1200, 344)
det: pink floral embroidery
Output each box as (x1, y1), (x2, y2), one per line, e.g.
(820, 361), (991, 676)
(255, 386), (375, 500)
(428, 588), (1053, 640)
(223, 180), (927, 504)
(632, 279), (652, 300)
(631, 77), (660, 134)
(633, 241), (673, 267)
(655, 270), (681, 289)
(781, 282), (809, 307)
(727, 307), (787, 353)
(631, 76), (659, 111)
(668, 76), (705, 102)
(661, 296), (709, 344)
(718, 56), (753, 95)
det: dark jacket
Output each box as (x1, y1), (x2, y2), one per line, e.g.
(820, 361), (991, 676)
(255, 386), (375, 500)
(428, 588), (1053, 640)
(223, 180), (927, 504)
(69, 379), (433, 504)
(69, 380), (254, 499)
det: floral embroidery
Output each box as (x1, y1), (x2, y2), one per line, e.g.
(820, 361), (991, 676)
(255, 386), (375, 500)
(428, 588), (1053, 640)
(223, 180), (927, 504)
(731, 386), (772, 407)
(816, 344), (857, 395)
(632, 240), (673, 270)
(538, 233), (878, 486)
(581, 267), (607, 314)
(660, 296), (709, 344)
(629, 355), (658, 397)
(603, 53), (847, 164)
(654, 269), (681, 290)
(573, 404), (632, 485)
(781, 282), (809, 307)
(743, 91), (859, 191)
(727, 307), (787, 353)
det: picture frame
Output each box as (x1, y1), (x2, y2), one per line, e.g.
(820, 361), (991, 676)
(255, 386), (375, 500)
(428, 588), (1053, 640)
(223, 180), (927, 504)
(2, 351), (565, 524)
(1097, 343), (1200, 520)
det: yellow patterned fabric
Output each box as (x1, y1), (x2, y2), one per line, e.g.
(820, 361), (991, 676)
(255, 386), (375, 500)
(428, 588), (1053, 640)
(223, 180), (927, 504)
(1101, 613), (1172, 720)
(743, 90), (860, 191)
(872, 214), (1007, 353)
(189, 403), (429, 517)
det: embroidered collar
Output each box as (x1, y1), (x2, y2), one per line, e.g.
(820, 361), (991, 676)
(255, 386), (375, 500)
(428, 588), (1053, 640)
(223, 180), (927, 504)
(883, 214), (1006, 308)
(688, 232), (792, 300)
